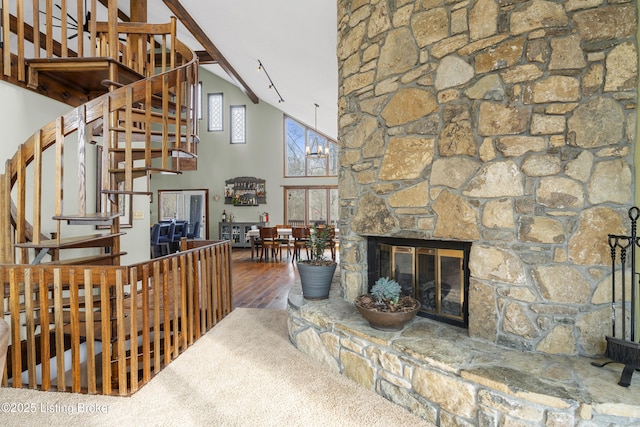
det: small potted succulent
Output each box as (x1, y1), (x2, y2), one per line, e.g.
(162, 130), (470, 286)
(297, 225), (337, 300)
(354, 277), (420, 331)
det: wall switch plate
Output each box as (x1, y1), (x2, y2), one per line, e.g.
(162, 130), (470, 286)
(133, 211), (144, 220)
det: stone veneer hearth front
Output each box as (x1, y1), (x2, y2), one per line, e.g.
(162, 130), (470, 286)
(287, 274), (640, 426)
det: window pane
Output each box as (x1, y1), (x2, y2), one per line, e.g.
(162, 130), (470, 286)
(329, 188), (339, 229)
(328, 142), (339, 176)
(287, 189), (306, 225)
(207, 93), (223, 131)
(230, 105), (246, 144)
(285, 118), (305, 176)
(284, 115), (338, 178)
(308, 189), (327, 225)
(307, 130), (327, 176)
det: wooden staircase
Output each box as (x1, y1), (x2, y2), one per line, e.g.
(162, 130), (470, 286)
(0, 0), (199, 265)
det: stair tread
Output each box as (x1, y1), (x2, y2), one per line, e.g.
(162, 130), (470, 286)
(110, 147), (197, 159)
(26, 57), (144, 93)
(53, 212), (122, 225)
(15, 232), (126, 250)
(109, 167), (183, 175)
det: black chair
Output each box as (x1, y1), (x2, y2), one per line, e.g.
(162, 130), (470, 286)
(151, 223), (171, 258)
(157, 222), (175, 254)
(171, 220), (188, 252)
(187, 221), (200, 239)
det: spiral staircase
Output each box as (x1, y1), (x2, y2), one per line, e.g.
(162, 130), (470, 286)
(0, 2), (199, 265)
(0, 0), (232, 396)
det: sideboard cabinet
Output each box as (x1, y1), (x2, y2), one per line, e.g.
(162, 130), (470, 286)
(219, 222), (265, 248)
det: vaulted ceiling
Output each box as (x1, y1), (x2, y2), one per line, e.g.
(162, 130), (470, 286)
(148, 0), (339, 139)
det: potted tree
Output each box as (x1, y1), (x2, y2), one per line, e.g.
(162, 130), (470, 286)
(297, 225), (337, 300)
(354, 277), (421, 331)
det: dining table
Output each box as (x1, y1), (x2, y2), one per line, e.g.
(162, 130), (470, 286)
(245, 227), (292, 260)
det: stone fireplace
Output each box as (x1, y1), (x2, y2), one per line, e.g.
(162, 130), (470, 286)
(336, 0), (637, 358)
(287, 1), (640, 423)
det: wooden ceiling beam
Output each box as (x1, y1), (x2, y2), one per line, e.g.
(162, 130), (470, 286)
(162, 0), (259, 104)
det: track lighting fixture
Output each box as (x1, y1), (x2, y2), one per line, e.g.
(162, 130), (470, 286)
(257, 60), (284, 104)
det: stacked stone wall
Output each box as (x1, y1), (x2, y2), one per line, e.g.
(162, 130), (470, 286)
(337, 0), (638, 356)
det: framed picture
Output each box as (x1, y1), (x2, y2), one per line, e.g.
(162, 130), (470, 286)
(96, 146), (133, 229)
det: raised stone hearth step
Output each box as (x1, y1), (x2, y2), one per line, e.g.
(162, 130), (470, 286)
(287, 279), (640, 426)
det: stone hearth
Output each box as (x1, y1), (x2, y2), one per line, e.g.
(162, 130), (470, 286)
(287, 277), (640, 426)
(336, 0), (637, 357)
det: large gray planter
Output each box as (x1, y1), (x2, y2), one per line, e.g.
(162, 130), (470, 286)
(297, 262), (337, 300)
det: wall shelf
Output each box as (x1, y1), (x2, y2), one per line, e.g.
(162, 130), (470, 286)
(224, 176), (266, 206)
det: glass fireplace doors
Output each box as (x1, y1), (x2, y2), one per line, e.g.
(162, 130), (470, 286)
(378, 244), (466, 325)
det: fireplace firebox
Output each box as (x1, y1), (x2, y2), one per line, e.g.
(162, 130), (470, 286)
(367, 237), (470, 328)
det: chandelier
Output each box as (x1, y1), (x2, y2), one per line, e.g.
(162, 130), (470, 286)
(306, 103), (328, 158)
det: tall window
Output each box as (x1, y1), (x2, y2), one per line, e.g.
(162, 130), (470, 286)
(230, 105), (246, 144)
(285, 116), (338, 177)
(285, 187), (339, 228)
(207, 93), (223, 131)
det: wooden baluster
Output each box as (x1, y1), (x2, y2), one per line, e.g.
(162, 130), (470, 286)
(2, 0), (11, 76)
(54, 116), (64, 244)
(128, 267), (138, 393)
(153, 261), (161, 374)
(60, 0), (67, 56)
(53, 268), (65, 391)
(77, 105), (86, 216)
(84, 270), (97, 394)
(69, 268), (81, 392)
(100, 269), (111, 395)
(115, 269), (126, 395)
(141, 263), (150, 383)
(38, 270), (50, 391)
(31, 0), (39, 58)
(10, 269), (22, 388)
(76, 0), (83, 56)
(24, 269), (36, 388)
(32, 131), (42, 245)
(16, 0), (24, 80)
(15, 144), (27, 263)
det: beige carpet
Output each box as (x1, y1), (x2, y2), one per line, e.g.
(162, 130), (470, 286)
(0, 308), (433, 426)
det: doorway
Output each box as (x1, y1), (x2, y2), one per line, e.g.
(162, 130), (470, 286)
(158, 189), (209, 239)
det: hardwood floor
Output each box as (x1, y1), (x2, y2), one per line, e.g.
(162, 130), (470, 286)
(231, 247), (338, 310)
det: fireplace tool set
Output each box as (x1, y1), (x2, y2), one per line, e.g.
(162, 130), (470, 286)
(592, 206), (640, 387)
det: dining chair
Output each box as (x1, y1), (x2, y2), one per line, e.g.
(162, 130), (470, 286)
(187, 221), (200, 239)
(275, 224), (292, 258)
(172, 220), (186, 248)
(151, 223), (171, 258)
(157, 222), (175, 255)
(259, 226), (280, 261)
(291, 226), (310, 263)
(326, 227), (337, 261)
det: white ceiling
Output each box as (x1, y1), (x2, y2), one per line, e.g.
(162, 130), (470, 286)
(148, 0), (339, 139)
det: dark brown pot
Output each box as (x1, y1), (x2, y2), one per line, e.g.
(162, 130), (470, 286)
(355, 298), (421, 331)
